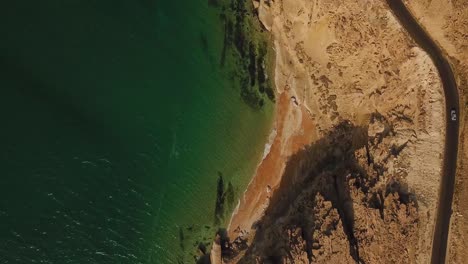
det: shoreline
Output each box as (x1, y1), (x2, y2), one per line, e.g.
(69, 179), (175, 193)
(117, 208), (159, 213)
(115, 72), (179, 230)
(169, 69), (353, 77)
(222, 0), (447, 262)
(227, 75), (318, 240)
(225, 0), (319, 242)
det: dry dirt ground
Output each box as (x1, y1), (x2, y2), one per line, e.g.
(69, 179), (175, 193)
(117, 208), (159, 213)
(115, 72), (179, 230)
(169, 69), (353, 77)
(219, 0), (455, 263)
(402, 0), (468, 263)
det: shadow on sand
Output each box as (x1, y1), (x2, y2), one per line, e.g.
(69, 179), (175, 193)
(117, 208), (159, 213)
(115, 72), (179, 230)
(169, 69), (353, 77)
(202, 119), (418, 263)
(235, 121), (370, 263)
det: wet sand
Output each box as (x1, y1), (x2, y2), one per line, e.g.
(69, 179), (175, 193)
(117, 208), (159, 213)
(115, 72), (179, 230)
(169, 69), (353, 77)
(227, 89), (317, 239)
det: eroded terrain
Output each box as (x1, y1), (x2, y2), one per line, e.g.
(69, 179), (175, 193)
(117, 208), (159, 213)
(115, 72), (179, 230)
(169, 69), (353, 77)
(223, 0), (447, 262)
(402, 0), (468, 262)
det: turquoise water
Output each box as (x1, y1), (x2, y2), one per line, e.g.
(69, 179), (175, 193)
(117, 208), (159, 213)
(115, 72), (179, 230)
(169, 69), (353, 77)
(0, 1), (273, 263)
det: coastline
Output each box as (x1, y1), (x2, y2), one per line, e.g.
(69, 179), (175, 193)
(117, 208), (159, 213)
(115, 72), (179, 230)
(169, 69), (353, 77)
(225, 0), (318, 243)
(227, 90), (317, 239)
(223, 0), (447, 262)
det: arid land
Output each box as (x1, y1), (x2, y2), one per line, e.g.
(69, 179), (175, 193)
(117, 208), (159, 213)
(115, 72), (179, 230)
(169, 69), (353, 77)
(402, 0), (468, 263)
(209, 0), (467, 263)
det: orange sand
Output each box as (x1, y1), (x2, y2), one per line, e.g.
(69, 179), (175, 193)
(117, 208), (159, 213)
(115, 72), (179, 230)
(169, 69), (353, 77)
(228, 90), (317, 238)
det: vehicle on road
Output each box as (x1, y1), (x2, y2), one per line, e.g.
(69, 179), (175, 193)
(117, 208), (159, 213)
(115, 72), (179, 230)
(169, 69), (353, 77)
(451, 108), (457, 121)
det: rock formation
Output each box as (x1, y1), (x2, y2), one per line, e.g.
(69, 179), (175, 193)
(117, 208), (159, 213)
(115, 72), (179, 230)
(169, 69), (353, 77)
(225, 0), (449, 262)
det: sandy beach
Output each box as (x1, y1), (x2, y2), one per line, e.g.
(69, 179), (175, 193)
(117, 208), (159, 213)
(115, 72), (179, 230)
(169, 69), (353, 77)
(228, 79), (318, 239)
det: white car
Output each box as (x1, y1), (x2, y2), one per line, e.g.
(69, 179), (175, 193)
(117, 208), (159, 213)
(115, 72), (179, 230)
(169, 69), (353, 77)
(451, 108), (457, 121)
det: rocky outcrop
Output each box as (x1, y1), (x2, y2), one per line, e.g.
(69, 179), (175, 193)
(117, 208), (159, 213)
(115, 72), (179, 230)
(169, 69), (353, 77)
(223, 121), (419, 263)
(224, 0), (448, 262)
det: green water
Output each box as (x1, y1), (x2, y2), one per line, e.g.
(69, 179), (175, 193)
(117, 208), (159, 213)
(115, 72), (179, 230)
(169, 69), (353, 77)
(0, 1), (273, 263)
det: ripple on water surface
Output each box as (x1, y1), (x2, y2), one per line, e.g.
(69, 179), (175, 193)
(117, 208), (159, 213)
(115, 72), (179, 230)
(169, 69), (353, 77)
(0, 0), (273, 263)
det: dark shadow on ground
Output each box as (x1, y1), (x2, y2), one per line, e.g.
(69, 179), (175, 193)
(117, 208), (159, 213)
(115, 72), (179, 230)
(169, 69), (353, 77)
(200, 119), (418, 263)
(235, 121), (369, 263)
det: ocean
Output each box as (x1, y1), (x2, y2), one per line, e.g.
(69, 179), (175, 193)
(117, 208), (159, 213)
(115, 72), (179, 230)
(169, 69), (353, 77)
(0, 0), (273, 263)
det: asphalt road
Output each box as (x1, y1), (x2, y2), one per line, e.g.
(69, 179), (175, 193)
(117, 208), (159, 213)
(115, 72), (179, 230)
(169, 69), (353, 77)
(385, 1), (460, 263)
